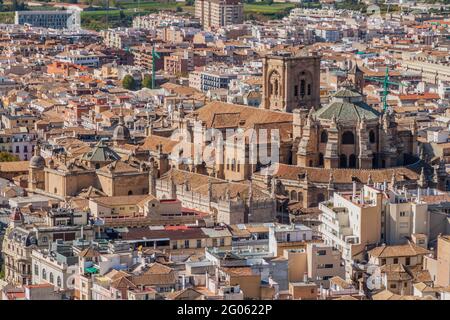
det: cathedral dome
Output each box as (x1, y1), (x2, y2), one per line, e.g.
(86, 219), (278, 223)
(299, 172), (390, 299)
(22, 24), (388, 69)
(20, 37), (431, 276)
(113, 113), (130, 142)
(315, 88), (380, 122)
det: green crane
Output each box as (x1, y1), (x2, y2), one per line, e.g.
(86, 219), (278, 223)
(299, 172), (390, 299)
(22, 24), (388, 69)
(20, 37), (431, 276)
(365, 66), (403, 112)
(122, 46), (159, 89)
(151, 46), (161, 89)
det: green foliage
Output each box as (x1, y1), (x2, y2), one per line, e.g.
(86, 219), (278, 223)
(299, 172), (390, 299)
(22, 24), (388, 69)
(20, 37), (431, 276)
(0, 152), (19, 162)
(142, 75), (152, 89)
(122, 74), (136, 90)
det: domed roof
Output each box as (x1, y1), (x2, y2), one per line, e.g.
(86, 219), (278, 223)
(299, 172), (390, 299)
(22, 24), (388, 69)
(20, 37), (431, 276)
(82, 140), (121, 162)
(315, 88), (380, 122)
(29, 145), (45, 168)
(113, 111), (130, 142)
(113, 124), (130, 141)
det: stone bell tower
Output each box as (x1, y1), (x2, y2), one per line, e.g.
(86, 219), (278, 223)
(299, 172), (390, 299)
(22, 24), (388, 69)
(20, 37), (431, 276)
(262, 52), (321, 113)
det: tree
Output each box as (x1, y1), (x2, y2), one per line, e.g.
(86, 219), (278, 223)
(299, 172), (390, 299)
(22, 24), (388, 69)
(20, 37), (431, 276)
(122, 75), (136, 90)
(142, 75), (152, 89)
(186, 0), (195, 6)
(119, 10), (125, 21)
(0, 152), (19, 162)
(267, 0), (274, 5)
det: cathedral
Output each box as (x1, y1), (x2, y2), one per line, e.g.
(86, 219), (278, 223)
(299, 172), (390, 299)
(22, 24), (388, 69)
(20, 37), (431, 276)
(261, 51), (417, 170)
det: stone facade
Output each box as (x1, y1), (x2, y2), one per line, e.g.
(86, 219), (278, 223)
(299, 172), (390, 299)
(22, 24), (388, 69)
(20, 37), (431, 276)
(262, 53), (321, 113)
(293, 88), (417, 169)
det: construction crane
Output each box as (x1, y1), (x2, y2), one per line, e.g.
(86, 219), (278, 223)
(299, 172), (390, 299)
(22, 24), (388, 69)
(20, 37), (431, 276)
(151, 46), (161, 89)
(365, 66), (403, 112)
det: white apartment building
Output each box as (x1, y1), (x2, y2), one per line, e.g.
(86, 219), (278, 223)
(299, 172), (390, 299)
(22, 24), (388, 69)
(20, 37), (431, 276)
(319, 185), (383, 275)
(383, 188), (429, 245)
(31, 246), (78, 291)
(269, 224), (313, 257)
(55, 50), (100, 68)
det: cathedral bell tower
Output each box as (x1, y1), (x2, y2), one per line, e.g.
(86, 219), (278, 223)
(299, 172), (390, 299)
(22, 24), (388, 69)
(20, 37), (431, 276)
(262, 52), (321, 113)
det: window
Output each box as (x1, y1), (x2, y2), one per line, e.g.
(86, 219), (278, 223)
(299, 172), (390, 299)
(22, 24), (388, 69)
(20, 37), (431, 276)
(57, 276), (61, 287)
(294, 85), (298, 96)
(393, 258), (398, 264)
(348, 154), (357, 168)
(290, 190), (298, 201)
(400, 211), (407, 217)
(34, 264), (39, 276)
(317, 193), (325, 203)
(390, 284), (397, 289)
(320, 131), (328, 143)
(50, 273), (54, 284)
(342, 131), (355, 144)
(380, 259), (386, 265)
(42, 269), (47, 280)
(318, 153), (324, 167)
(369, 130), (376, 143)
(184, 240), (189, 248)
(300, 79), (305, 96)
(339, 154), (347, 168)
(317, 250), (326, 256)
(318, 264), (333, 269)
(220, 238), (225, 246)
(405, 257), (410, 265)
(286, 234), (291, 242)
(196, 239), (202, 248)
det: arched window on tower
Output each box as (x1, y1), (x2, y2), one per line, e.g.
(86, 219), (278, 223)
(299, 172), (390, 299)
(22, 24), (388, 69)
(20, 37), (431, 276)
(342, 131), (355, 144)
(300, 79), (305, 97)
(320, 131), (328, 143)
